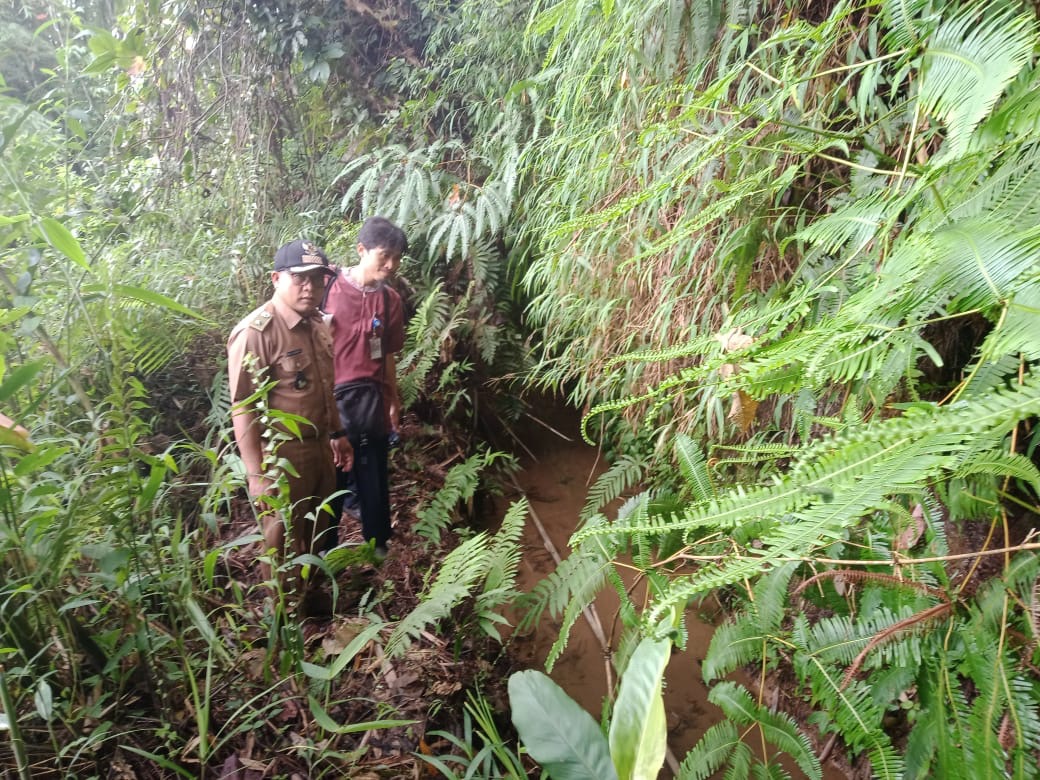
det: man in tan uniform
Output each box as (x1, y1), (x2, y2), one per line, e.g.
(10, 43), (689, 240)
(227, 239), (353, 599)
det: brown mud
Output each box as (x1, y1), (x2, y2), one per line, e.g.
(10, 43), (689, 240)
(502, 400), (852, 779)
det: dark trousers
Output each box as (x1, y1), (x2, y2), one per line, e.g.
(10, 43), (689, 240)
(329, 432), (392, 548)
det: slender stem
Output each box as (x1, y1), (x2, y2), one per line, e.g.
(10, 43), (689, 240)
(0, 668), (32, 780)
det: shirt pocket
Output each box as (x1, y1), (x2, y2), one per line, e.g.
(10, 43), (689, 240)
(270, 350), (322, 431)
(274, 351), (314, 393)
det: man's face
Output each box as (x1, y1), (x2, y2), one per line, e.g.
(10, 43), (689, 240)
(356, 243), (401, 285)
(272, 269), (329, 315)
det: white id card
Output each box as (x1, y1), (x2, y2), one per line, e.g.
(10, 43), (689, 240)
(368, 335), (383, 360)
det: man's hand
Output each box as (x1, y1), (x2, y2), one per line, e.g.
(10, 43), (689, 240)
(247, 474), (275, 508)
(331, 436), (354, 471)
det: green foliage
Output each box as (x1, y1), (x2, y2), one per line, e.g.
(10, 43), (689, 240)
(573, 379), (1040, 629)
(679, 681), (822, 780)
(394, 278), (525, 430)
(702, 563), (798, 683)
(397, 282), (458, 409)
(386, 497), (528, 656)
(516, 526), (612, 641)
(336, 141), (529, 432)
(608, 635), (671, 780)
(581, 453), (646, 520)
(418, 690), (531, 780)
(509, 635), (672, 780)
(6, 0), (1040, 776)
(509, 669), (618, 780)
(414, 449), (515, 543)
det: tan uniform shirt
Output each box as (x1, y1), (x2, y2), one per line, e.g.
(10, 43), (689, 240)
(227, 297), (338, 437)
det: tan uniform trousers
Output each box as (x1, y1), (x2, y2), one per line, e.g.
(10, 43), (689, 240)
(260, 437), (336, 587)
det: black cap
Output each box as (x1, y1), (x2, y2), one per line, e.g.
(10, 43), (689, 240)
(273, 240), (334, 275)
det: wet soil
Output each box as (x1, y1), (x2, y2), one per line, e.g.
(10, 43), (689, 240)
(503, 408), (720, 765)
(501, 400), (853, 778)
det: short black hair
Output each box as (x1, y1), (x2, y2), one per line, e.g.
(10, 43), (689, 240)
(358, 216), (408, 256)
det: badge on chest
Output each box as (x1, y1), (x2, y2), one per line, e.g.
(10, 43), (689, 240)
(368, 334), (383, 360)
(369, 315), (383, 360)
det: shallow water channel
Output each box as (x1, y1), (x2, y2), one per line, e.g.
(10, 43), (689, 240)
(502, 404), (850, 779)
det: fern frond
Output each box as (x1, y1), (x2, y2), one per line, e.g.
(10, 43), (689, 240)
(581, 454), (645, 520)
(1006, 674), (1040, 777)
(477, 497), (528, 632)
(792, 637), (904, 778)
(574, 378), (1040, 628)
(517, 521), (614, 635)
(384, 532), (493, 657)
(707, 681), (822, 780)
(934, 221), (1040, 313)
(916, 2), (1036, 159)
(414, 450), (510, 543)
(954, 450), (1040, 495)
(518, 512), (619, 672)
(794, 570), (946, 602)
(977, 286), (1040, 364)
(676, 720), (740, 780)
(674, 434), (716, 503)
(703, 563), (798, 682)
(839, 603), (951, 691)
(397, 283), (453, 407)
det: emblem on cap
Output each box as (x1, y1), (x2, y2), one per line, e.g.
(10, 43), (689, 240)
(274, 238), (331, 273)
(300, 242), (323, 266)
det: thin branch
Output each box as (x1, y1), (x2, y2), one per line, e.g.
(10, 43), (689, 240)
(674, 538), (1040, 568)
(794, 569), (948, 601)
(839, 602), (953, 690)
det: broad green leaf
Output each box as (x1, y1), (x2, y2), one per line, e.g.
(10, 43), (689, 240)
(609, 636), (671, 780)
(184, 597), (229, 663)
(38, 218), (89, 271)
(135, 462), (167, 510)
(299, 621), (382, 681)
(300, 661), (329, 680)
(86, 27), (119, 56)
(59, 596), (100, 612)
(81, 283), (212, 323)
(118, 744), (195, 778)
(12, 445), (65, 476)
(203, 549), (220, 588)
(509, 670), (618, 780)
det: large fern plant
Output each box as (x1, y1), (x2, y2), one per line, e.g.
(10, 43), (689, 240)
(512, 2), (1040, 777)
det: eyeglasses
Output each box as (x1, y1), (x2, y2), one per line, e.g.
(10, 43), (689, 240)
(289, 271), (330, 287)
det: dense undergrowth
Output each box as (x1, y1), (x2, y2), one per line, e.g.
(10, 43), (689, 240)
(2, 0), (1040, 778)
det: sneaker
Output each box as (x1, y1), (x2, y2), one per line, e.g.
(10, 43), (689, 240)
(373, 544), (389, 562)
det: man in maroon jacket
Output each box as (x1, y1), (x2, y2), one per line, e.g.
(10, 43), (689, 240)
(323, 217), (407, 559)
